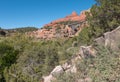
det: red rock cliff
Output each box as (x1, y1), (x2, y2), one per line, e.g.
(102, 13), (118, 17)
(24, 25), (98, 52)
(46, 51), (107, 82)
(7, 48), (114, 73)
(44, 10), (88, 27)
(27, 10), (89, 39)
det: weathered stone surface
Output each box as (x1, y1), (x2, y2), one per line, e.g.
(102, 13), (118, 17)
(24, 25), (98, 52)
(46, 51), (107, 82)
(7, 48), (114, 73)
(71, 11), (78, 16)
(43, 65), (64, 82)
(78, 77), (92, 82)
(62, 62), (71, 70)
(43, 75), (54, 82)
(50, 65), (64, 77)
(78, 79), (84, 82)
(69, 65), (77, 73)
(45, 10), (87, 27)
(95, 26), (120, 51)
(27, 10), (89, 39)
(79, 46), (96, 59)
(27, 21), (86, 39)
(94, 36), (105, 46)
(85, 77), (92, 82)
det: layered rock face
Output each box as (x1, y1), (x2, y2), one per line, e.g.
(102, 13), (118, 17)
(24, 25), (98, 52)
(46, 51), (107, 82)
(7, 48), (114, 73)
(44, 10), (87, 27)
(27, 10), (89, 39)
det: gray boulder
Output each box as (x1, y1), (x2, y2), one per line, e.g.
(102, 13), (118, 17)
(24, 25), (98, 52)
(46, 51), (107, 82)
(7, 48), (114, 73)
(50, 65), (64, 77)
(95, 26), (120, 51)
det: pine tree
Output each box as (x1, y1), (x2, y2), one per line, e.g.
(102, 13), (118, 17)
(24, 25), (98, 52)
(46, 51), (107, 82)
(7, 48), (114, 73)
(88, 0), (120, 34)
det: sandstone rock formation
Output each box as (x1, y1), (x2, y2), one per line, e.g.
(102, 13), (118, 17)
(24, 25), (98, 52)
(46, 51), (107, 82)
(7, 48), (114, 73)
(26, 10), (89, 39)
(44, 10), (87, 27)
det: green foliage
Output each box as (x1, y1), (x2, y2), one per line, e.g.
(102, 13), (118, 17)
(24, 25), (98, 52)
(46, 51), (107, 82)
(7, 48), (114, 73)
(54, 46), (120, 82)
(1, 0), (120, 82)
(86, 46), (120, 82)
(9, 27), (38, 33)
(16, 27), (38, 33)
(77, 26), (104, 45)
(77, 27), (92, 45)
(0, 33), (75, 82)
(88, 0), (120, 32)
(52, 73), (78, 82)
(86, 47), (120, 82)
(0, 42), (19, 82)
(76, 0), (120, 45)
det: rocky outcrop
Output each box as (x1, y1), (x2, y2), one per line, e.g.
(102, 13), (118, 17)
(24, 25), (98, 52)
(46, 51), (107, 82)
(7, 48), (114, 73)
(43, 26), (120, 82)
(43, 46), (96, 82)
(95, 26), (120, 51)
(51, 65), (64, 77)
(27, 21), (86, 39)
(44, 10), (88, 27)
(27, 10), (89, 39)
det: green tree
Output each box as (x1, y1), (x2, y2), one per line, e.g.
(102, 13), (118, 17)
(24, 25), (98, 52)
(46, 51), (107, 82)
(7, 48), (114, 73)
(88, 0), (120, 33)
(0, 42), (19, 82)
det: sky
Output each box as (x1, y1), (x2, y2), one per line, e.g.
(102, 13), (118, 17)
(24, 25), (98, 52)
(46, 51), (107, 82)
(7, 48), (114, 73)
(0, 0), (96, 29)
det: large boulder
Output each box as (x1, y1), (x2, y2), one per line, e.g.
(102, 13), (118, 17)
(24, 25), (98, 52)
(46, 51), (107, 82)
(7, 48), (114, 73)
(95, 26), (120, 51)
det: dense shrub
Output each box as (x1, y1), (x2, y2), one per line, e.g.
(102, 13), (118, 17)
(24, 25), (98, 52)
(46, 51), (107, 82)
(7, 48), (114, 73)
(54, 46), (120, 82)
(89, 0), (120, 32)
(1, 0), (120, 82)
(11, 27), (38, 33)
(0, 34), (75, 82)
(0, 42), (19, 82)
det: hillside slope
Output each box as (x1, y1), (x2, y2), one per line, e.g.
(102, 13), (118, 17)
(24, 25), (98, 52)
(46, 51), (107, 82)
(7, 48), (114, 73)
(43, 26), (120, 82)
(27, 10), (89, 39)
